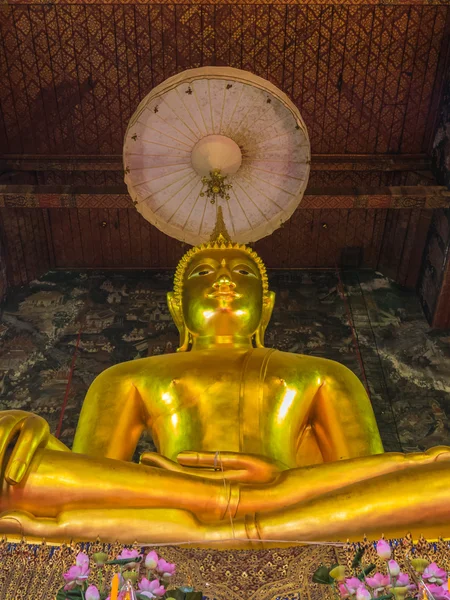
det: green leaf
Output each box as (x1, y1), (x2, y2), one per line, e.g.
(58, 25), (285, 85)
(357, 564), (376, 580)
(56, 587), (83, 600)
(374, 595), (393, 600)
(56, 588), (67, 600)
(105, 557), (142, 566)
(312, 566), (334, 585)
(163, 590), (185, 600)
(352, 548), (365, 568)
(185, 592), (202, 600)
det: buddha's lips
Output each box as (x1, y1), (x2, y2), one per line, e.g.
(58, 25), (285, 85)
(207, 291), (242, 299)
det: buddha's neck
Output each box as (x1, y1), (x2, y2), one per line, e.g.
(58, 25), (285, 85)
(190, 335), (254, 351)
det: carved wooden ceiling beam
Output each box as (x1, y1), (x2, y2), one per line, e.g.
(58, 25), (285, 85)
(1, 184), (449, 210)
(1, 154), (431, 174)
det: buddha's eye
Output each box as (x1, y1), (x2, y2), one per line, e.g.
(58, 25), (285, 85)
(233, 266), (257, 277)
(188, 265), (215, 278)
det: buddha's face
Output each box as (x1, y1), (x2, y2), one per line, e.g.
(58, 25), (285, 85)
(182, 248), (263, 340)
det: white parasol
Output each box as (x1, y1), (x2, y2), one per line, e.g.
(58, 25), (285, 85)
(124, 67), (310, 245)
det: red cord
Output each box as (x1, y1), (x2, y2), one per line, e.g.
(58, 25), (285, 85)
(334, 263), (371, 398)
(55, 324), (82, 439)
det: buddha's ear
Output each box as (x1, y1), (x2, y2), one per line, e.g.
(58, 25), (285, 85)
(254, 291), (275, 348)
(167, 292), (190, 352)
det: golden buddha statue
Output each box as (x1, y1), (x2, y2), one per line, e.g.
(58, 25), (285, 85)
(0, 223), (450, 545)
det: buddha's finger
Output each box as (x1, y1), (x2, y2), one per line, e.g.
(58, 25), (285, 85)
(140, 452), (251, 481)
(0, 415), (25, 471)
(178, 451), (265, 471)
(139, 452), (181, 471)
(5, 416), (49, 485)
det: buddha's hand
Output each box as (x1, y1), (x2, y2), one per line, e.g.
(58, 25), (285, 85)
(0, 410), (67, 485)
(140, 451), (284, 483)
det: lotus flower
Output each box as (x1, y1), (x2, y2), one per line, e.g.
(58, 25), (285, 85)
(376, 540), (391, 561)
(156, 558), (176, 579)
(366, 572), (390, 594)
(395, 573), (416, 590)
(76, 552), (90, 568)
(423, 562), (446, 585)
(117, 548), (141, 569)
(356, 586), (371, 600)
(388, 560), (400, 577)
(343, 577), (366, 596)
(105, 594), (127, 600)
(426, 584), (450, 600)
(86, 585), (100, 600)
(138, 577), (166, 598)
(145, 551), (159, 571)
(63, 552), (90, 590)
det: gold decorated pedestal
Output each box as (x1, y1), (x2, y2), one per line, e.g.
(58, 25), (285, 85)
(1, 537), (450, 600)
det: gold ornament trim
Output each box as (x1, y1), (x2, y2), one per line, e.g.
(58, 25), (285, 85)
(199, 169), (233, 205)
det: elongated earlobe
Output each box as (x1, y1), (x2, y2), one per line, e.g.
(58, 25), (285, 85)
(167, 292), (191, 352)
(254, 291), (275, 348)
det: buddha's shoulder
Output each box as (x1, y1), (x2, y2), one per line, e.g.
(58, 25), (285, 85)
(93, 352), (181, 381)
(268, 349), (361, 383)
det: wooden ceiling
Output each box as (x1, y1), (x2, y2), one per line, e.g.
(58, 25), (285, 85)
(0, 0), (450, 297)
(1, 3), (448, 156)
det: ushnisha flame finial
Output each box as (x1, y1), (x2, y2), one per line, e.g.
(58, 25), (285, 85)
(210, 206), (232, 243)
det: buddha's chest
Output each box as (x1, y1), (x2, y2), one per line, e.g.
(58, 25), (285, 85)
(142, 350), (311, 466)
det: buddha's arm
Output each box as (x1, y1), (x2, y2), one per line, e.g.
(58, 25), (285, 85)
(72, 365), (146, 461)
(310, 363), (384, 462)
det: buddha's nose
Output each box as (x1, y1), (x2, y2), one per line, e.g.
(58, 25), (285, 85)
(213, 273), (236, 291)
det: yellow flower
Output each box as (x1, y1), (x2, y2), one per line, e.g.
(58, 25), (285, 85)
(410, 559), (429, 574)
(92, 552), (108, 566)
(392, 586), (409, 600)
(329, 565), (346, 582)
(122, 570), (138, 584)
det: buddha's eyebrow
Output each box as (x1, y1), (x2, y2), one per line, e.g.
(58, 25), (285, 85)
(190, 258), (221, 270)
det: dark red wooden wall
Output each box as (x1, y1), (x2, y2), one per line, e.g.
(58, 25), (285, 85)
(0, 206), (430, 290)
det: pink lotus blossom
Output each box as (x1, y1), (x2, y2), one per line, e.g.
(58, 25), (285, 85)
(145, 551), (159, 570)
(156, 558), (176, 578)
(426, 584), (450, 600)
(423, 562), (447, 585)
(105, 593), (127, 600)
(388, 560), (400, 577)
(117, 548), (141, 569)
(63, 553), (90, 590)
(376, 540), (391, 561)
(366, 572), (390, 594)
(76, 552), (90, 568)
(340, 577), (365, 596)
(63, 564), (90, 590)
(395, 572), (416, 592)
(138, 577), (166, 598)
(85, 585), (100, 600)
(356, 586), (371, 600)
